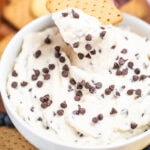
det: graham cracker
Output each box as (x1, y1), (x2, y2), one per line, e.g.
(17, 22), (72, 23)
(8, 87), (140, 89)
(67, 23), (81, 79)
(0, 126), (37, 150)
(46, 0), (123, 25)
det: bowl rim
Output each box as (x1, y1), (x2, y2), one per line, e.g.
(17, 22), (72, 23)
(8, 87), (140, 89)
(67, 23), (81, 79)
(0, 13), (150, 149)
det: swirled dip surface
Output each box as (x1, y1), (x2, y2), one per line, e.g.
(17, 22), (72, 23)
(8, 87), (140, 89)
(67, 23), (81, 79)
(7, 8), (150, 146)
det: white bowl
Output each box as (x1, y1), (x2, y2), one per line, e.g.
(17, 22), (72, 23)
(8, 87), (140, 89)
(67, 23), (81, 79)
(0, 13), (150, 150)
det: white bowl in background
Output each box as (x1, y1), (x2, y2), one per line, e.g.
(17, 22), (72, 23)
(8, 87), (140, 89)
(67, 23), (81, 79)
(0, 13), (150, 150)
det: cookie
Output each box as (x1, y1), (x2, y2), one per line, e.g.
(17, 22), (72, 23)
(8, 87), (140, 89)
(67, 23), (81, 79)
(0, 33), (15, 58)
(120, 0), (149, 19)
(30, 0), (49, 18)
(0, 126), (37, 150)
(3, 0), (35, 29)
(46, 0), (123, 25)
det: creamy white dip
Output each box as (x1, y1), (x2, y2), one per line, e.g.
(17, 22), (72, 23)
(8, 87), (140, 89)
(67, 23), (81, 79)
(7, 8), (150, 146)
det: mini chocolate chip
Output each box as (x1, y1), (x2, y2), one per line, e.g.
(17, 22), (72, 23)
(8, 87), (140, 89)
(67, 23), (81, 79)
(12, 70), (18, 77)
(121, 85), (126, 89)
(95, 82), (102, 89)
(55, 50), (61, 58)
(109, 69), (112, 74)
(72, 110), (79, 115)
(99, 31), (106, 39)
(62, 71), (69, 77)
(85, 82), (91, 89)
(44, 36), (51, 44)
(31, 74), (38, 81)
(41, 100), (52, 109)
(130, 122), (137, 129)
(60, 101), (67, 108)
(36, 81), (43, 88)
(34, 50), (41, 58)
(28, 88), (32, 92)
(72, 10), (79, 18)
(68, 85), (73, 92)
(132, 75), (139, 81)
(135, 89), (142, 96)
(30, 107), (34, 112)
(20, 81), (28, 87)
(110, 108), (117, 114)
(105, 88), (111, 95)
(70, 78), (76, 85)
(62, 12), (68, 17)
(37, 117), (42, 121)
(139, 75), (147, 81)
(116, 69), (122, 76)
(85, 53), (91, 59)
(59, 56), (66, 63)
(145, 38), (149, 42)
(48, 64), (55, 70)
(34, 69), (40, 76)
(115, 91), (120, 97)
(85, 34), (92, 41)
(40, 94), (49, 102)
(78, 132), (84, 137)
(62, 64), (69, 71)
(74, 95), (81, 101)
(43, 74), (50, 80)
(141, 113), (144, 117)
(80, 80), (86, 86)
(118, 57), (126, 65)
(45, 126), (49, 130)
(99, 49), (102, 53)
(11, 82), (18, 88)
(121, 48), (128, 54)
(79, 107), (86, 115)
(128, 61), (134, 69)
(90, 49), (96, 55)
(127, 89), (134, 95)
(109, 85), (115, 91)
(97, 114), (103, 120)
(89, 86), (95, 94)
(57, 109), (64, 116)
(73, 42), (79, 48)
(122, 68), (128, 75)
(85, 44), (92, 51)
(92, 117), (98, 123)
(101, 94), (105, 98)
(124, 36), (128, 40)
(55, 46), (60, 51)
(78, 53), (84, 59)
(111, 45), (116, 49)
(42, 68), (49, 74)
(76, 90), (83, 97)
(113, 62), (119, 69)
(77, 83), (83, 89)
(135, 53), (139, 59)
(100, 26), (105, 30)
(134, 68), (140, 74)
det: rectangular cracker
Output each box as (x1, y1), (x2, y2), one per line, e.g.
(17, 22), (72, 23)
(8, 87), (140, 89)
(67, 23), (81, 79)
(46, 0), (123, 25)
